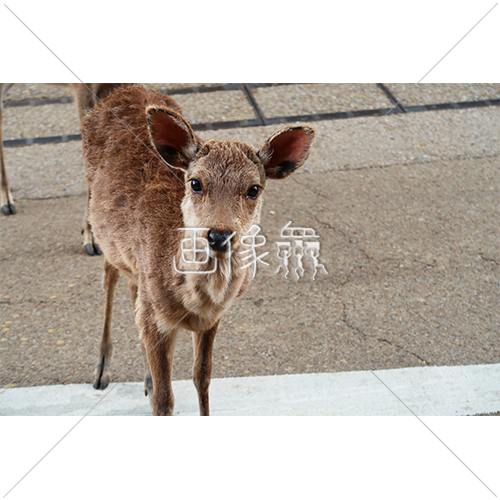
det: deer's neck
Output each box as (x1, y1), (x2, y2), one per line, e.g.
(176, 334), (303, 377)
(174, 247), (248, 317)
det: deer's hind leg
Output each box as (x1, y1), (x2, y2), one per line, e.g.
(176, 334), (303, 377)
(73, 83), (124, 256)
(93, 259), (120, 390)
(82, 187), (101, 256)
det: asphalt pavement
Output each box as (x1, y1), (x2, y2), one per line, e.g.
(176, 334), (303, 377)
(0, 83), (499, 416)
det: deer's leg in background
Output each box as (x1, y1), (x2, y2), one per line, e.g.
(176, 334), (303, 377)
(0, 83), (16, 215)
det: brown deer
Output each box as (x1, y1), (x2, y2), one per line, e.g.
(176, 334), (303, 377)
(82, 85), (315, 416)
(0, 83), (126, 254)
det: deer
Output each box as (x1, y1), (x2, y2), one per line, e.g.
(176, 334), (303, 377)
(82, 85), (315, 416)
(0, 82), (126, 255)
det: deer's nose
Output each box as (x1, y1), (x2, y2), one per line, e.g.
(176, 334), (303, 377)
(207, 228), (234, 253)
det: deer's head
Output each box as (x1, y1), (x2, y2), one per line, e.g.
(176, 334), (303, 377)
(146, 106), (315, 260)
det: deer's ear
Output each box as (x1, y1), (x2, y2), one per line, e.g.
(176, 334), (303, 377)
(258, 126), (315, 179)
(146, 106), (198, 170)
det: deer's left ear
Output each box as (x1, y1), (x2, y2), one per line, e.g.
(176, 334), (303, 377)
(258, 126), (315, 179)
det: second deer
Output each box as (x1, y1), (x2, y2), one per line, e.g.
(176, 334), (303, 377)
(82, 85), (315, 416)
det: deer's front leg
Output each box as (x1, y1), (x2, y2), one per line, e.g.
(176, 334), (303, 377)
(142, 323), (178, 416)
(192, 321), (219, 416)
(93, 260), (120, 390)
(128, 282), (153, 398)
(141, 340), (153, 398)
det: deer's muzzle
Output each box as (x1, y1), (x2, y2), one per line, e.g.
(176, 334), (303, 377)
(207, 228), (234, 257)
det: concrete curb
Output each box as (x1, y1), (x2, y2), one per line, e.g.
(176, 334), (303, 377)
(1, 363), (499, 416)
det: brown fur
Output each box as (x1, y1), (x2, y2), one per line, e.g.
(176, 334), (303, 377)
(82, 85), (315, 416)
(0, 83), (127, 254)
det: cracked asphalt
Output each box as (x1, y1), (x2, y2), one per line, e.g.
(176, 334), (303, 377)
(0, 83), (499, 389)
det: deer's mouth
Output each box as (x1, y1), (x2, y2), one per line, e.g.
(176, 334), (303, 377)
(208, 238), (240, 260)
(208, 248), (232, 260)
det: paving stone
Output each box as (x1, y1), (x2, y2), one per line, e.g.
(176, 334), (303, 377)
(3, 102), (80, 140)
(2, 83), (73, 102)
(385, 83), (500, 107)
(252, 83), (392, 118)
(3, 141), (86, 199)
(144, 83), (230, 93)
(171, 89), (255, 124)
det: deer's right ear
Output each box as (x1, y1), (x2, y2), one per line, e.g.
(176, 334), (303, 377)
(146, 106), (197, 170)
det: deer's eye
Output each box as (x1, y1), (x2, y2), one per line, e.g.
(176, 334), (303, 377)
(191, 179), (203, 193)
(247, 185), (260, 199)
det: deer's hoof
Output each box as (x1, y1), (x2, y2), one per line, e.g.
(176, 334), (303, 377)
(85, 242), (102, 256)
(155, 407), (174, 416)
(93, 374), (110, 390)
(1, 203), (16, 215)
(144, 373), (153, 397)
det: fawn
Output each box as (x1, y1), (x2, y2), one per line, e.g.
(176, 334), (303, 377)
(82, 85), (315, 416)
(0, 83), (125, 254)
